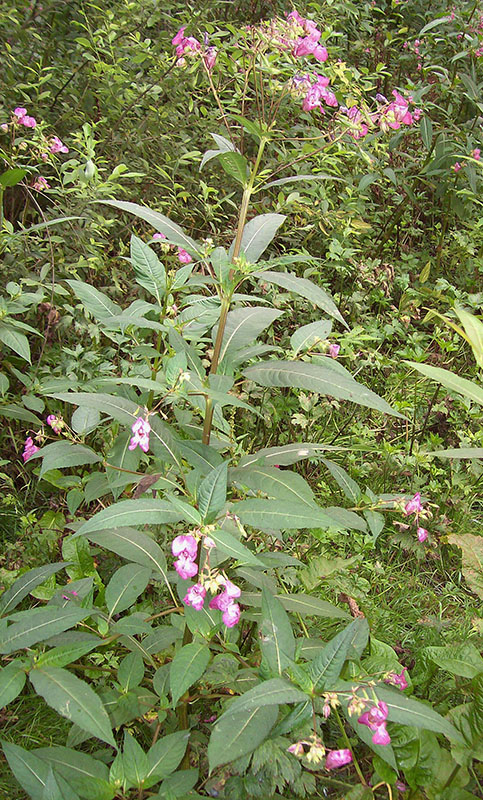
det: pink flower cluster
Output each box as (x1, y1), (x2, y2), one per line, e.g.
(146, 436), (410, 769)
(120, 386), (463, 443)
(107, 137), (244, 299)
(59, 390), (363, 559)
(22, 436), (39, 462)
(46, 414), (63, 434)
(173, 534), (198, 579)
(385, 666), (408, 690)
(358, 700), (391, 746)
(325, 749), (352, 770)
(172, 27), (217, 70)
(292, 72), (337, 114)
(129, 416), (151, 453)
(286, 10), (328, 62)
(13, 107), (37, 128)
(209, 578), (241, 627)
(340, 91), (422, 140)
(287, 740), (352, 770)
(152, 231), (193, 264)
(32, 176), (50, 191)
(49, 135), (69, 154)
(404, 492), (429, 542)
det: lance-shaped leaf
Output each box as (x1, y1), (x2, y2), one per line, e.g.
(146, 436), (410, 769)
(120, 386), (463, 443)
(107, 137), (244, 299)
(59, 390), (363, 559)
(197, 462), (228, 522)
(30, 667), (116, 748)
(259, 270), (347, 328)
(0, 607), (91, 654)
(170, 642), (210, 707)
(213, 306), (283, 364)
(233, 498), (343, 532)
(424, 643), (483, 679)
(0, 403), (42, 424)
(260, 589), (295, 675)
(290, 319), (333, 354)
(219, 678), (307, 718)
(455, 307), (483, 369)
(311, 618), (369, 690)
(375, 685), (463, 742)
(105, 564), (152, 617)
(208, 705), (278, 771)
(218, 152), (249, 185)
(229, 213), (286, 263)
(35, 746), (114, 800)
(239, 442), (337, 468)
(145, 731), (190, 787)
(73, 498), (182, 537)
(448, 533), (483, 600)
(244, 360), (404, 417)
(0, 324), (31, 362)
(242, 592), (349, 620)
(0, 660), (26, 708)
(100, 200), (200, 256)
(49, 392), (138, 425)
(2, 741), (49, 799)
(130, 234), (166, 305)
(0, 563), (67, 616)
(405, 361), (483, 407)
(321, 458), (361, 503)
(208, 528), (265, 566)
(230, 465), (316, 507)
(85, 528), (168, 582)
(426, 447), (483, 459)
(28, 441), (102, 478)
(66, 280), (121, 321)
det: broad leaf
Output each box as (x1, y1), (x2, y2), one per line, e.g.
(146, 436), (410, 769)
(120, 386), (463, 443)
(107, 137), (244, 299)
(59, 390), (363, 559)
(290, 319), (332, 354)
(145, 731), (190, 787)
(208, 705), (278, 770)
(405, 361), (483, 407)
(259, 270), (347, 328)
(105, 564), (151, 617)
(213, 306), (283, 364)
(209, 528), (265, 566)
(130, 234), (166, 305)
(66, 280), (121, 321)
(74, 498), (182, 537)
(85, 528), (169, 582)
(260, 589), (295, 675)
(242, 592), (349, 620)
(0, 324), (31, 362)
(229, 213), (286, 263)
(100, 200), (200, 256)
(197, 462), (228, 522)
(169, 642), (210, 707)
(118, 653), (145, 692)
(2, 741), (49, 799)
(239, 442), (336, 467)
(425, 643), (483, 679)
(263, 172), (343, 189)
(321, 458), (361, 502)
(0, 660), (26, 707)
(219, 678), (307, 717)
(448, 533), (483, 600)
(0, 607), (90, 654)
(0, 563), (67, 616)
(30, 667), (116, 748)
(35, 747), (112, 800)
(375, 685), (463, 742)
(230, 465), (316, 506)
(311, 619), (369, 690)
(28, 442), (102, 478)
(455, 307), (483, 369)
(122, 731), (148, 788)
(218, 151), (248, 185)
(233, 498), (343, 531)
(244, 360), (403, 417)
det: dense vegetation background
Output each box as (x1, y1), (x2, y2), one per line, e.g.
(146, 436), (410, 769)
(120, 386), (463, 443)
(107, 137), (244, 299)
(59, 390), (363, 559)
(0, 1), (482, 798)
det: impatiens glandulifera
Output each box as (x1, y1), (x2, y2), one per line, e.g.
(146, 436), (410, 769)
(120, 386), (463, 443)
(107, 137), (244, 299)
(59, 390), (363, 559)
(22, 435), (39, 462)
(129, 415), (151, 453)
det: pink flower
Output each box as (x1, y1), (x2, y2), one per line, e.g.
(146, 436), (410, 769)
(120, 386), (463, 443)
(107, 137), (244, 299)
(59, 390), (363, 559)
(395, 781), (407, 792)
(385, 667), (408, 690)
(183, 582), (206, 610)
(358, 701), (391, 745)
(417, 526), (428, 543)
(22, 436), (39, 462)
(50, 136), (69, 154)
(40, 153), (49, 161)
(129, 416), (151, 452)
(177, 247), (192, 264)
(404, 492), (422, 516)
(471, 148), (480, 160)
(329, 343), (340, 358)
(33, 176), (50, 190)
(453, 162), (462, 172)
(153, 232), (167, 240)
(372, 724), (391, 745)
(325, 749), (353, 770)
(46, 414), (63, 434)
(14, 107), (27, 119)
(294, 32), (321, 58)
(222, 602), (240, 627)
(203, 46), (217, 71)
(172, 534), (198, 560)
(21, 115), (37, 128)
(172, 26), (186, 46)
(287, 741), (304, 756)
(312, 45), (328, 62)
(174, 555), (198, 580)
(1, 123), (9, 132)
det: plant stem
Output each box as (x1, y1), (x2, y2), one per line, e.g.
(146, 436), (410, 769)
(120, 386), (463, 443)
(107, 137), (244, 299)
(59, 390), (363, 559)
(333, 707), (367, 786)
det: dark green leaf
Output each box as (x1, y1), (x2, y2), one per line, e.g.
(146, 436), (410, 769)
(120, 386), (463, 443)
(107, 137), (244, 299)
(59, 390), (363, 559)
(208, 705), (278, 771)
(197, 462), (228, 522)
(105, 564), (151, 617)
(0, 660), (26, 707)
(0, 607), (90, 654)
(170, 642), (210, 707)
(311, 619), (369, 690)
(259, 271), (347, 328)
(0, 563), (67, 616)
(260, 589), (295, 675)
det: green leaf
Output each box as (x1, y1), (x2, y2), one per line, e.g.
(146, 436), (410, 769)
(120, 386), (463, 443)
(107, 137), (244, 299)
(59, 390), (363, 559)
(259, 270), (347, 328)
(85, 528), (169, 583)
(35, 639), (101, 669)
(74, 498), (182, 537)
(405, 361), (483, 407)
(145, 731), (190, 788)
(209, 527), (265, 566)
(424, 643), (483, 679)
(197, 462), (228, 522)
(245, 360), (403, 417)
(0, 660), (26, 707)
(426, 447), (483, 459)
(375, 685), (463, 742)
(169, 642), (210, 707)
(213, 306), (283, 364)
(66, 280), (121, 321)
(2, 740), (49, 799)
(230, 465), (316, 506)
(157, 767), (198, 797)
(311, 619), (369, 690)
(242, 592), (349, 620)
(29, 442), (102, 478)
(420, 116), (433, 150)
(219, 678), (307, 718)
(208, 705), (278, 771)
(455, 307), (483, 369)
(0, 607), (90, 654)
(30, 667), (116, 748)
(239, 442), (335, 467)
(260, 589), (295, 675)
(230, 213), (286, 263)
(321, 458), (361, 502)
(0, 563), (67, 616)
(49, 392), (138, 425)
(122, 731), (148, 788)
(118, 652), (145, 692)
(263, 173), (343, 189)
(42, 767), (76, 800)
(290, 320), (332, 354)
(70, 406), (101, 435)
(419, 14), (452, 35)
(105, 564), (151, 617)
(100, 200), (200, 256)
(130, 234), (166, 305)
(0, 323), (31, 362)
(0, 168), (27, 188)
(233, 498), (343, 532)
(0, 402), (42, 424)
(217, 151), (248, 185)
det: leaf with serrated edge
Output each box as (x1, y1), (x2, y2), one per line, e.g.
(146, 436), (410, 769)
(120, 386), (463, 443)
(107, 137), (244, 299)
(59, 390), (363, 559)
(208, 705), (278, 771)
(0, 607), (90, 654)
(0, 661), (26, 708)
(209, 528), (265, 566)
(0, 563), (67, 616)
(259, 270), (347, 328)
(145, 731), (190, 786)
(85, 528), (168, 583)
(233, 499), (342, 532)
(74, 498), (182, 537)
(219, 678), (307, 718)
(105, 564), (151, 617)
(170, 643), (210, 707)
(229, 214), (286, 263)
(261, 589), (295, 675)
(100, 200), (200, 255)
